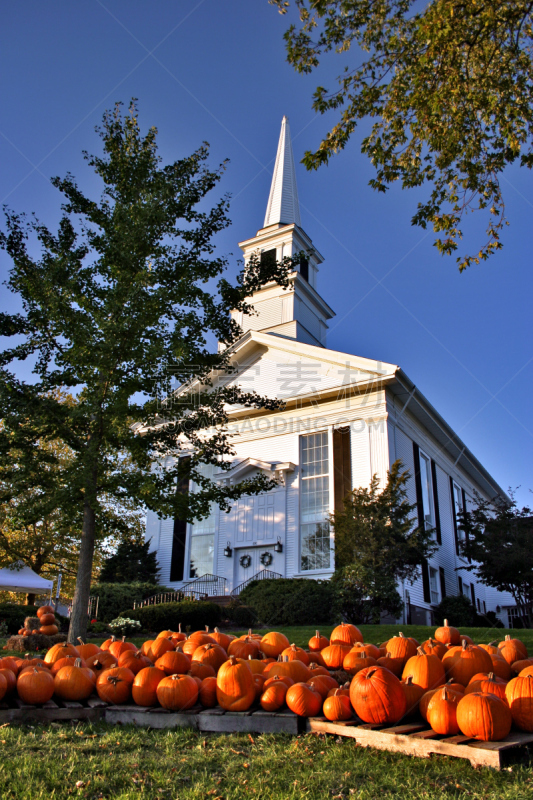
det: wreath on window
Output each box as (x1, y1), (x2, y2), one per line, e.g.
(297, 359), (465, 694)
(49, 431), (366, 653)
(260, 551), (273, 567)
(239, 554), (252, 569)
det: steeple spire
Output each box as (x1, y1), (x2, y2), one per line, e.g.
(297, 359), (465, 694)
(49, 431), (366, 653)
(264, 116), (301, 228)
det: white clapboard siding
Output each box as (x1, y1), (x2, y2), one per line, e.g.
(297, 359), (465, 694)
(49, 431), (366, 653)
(285, 468), (299, 577)
(350, 419), (371, 491)
(369, 418), (389, 489)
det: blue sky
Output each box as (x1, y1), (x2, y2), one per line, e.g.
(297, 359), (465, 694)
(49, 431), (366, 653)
(1, 1), (532, 506)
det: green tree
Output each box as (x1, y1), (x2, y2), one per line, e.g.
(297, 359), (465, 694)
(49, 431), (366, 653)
(0, 101), (292, 641)
(330, 564), (404, 624)
(459, 494), (533, 627)
(331, 459), (437, 581)
(271, 0), (533, 270)
(98, 535), (160, 584)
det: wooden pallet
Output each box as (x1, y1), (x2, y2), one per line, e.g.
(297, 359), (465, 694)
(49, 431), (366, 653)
(306, 717), (533, 769)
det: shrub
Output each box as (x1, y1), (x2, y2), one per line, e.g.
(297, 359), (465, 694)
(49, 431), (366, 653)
(0, 603), (39, 634)
(123, 601), (222, 633)
(108, 617), (143, 636)
(226, 602), (257, 628)
(239, 579), (335, 626)
(330, 565), (404, 624)
(434, 594), (477, 627)
(89, 583), (171, 622)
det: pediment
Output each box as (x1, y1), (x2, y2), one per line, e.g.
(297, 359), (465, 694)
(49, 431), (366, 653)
(215, 457), (295, 485)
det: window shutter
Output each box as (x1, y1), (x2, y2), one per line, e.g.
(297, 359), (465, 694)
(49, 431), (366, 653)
(431, 460), (441, 545)
(458, 575), (463, 594)
(170, 462), (190, 582)
(470, 583), (476, 609)
(450, 476), (460, 555)
(413, 442), (431, 604)
(333, 427), (352, 512)
(439, 566), (446, 598)
(461, 488), (471, 562)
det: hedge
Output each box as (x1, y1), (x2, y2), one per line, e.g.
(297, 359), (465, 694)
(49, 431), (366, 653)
(239, 578), (335, 626)
(0, 603), (69, 635)
(122, 601), (222, 632)
(89, 583), (171, 623)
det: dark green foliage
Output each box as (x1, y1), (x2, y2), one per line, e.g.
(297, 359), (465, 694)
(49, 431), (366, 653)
(0, 603), (38, 634)
(434, 594), (477, 628)
(99, 538), (160, 584)
(226, 602), (257, 628)
(89, 582), (169, 623)
(239, 578), (335, 626)
(124, 601), (222, 633)
(330, 565), (403, 625)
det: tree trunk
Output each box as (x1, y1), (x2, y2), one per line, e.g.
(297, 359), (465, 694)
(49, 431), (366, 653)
(68, 501), (96, 643)
(26, 593), (36, 606)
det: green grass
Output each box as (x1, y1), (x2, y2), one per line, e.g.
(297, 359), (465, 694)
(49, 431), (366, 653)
(0, 721), (532, 800)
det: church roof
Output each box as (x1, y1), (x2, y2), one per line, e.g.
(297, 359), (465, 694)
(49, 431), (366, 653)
(264, 116), (301, 227)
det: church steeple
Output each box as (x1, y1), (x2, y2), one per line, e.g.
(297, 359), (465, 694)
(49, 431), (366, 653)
(264, 116), (301, 228)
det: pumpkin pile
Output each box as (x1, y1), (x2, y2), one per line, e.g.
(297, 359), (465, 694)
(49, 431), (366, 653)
(17, 605), (60, 637)
(0, 621), (531, 744)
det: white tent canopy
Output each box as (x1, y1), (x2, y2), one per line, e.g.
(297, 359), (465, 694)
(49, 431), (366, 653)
(0, 563), (53, 593)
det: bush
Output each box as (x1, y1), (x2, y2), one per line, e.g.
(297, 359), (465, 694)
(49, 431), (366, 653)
(123, 601), (222, 633)
(239, 579), (335, 626)
(0, 603), (38, 634)
(226, 602), (257, 628)
(108, 617), (143, 636)
(434, 594), (477, 627)
(89, 583), (171, 623)
(330, 565), (404, 624)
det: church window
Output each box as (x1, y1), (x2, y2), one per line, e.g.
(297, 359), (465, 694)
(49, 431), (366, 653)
(418, 449), (435, 534)
(299, 256), (309, 282)
(189, 463), (216, 578)
(300, 431), (331, 571)
(260, 249), (276, 269)
(429, 567), (440, 605)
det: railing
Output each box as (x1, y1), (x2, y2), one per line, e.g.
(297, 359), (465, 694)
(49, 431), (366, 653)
(133, 590), (191, 610)
(231, 569), (282, 597)
(181, 574), (227, 598)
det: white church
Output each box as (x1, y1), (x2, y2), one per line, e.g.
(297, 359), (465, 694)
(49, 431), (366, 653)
(146, 117), (514, 626)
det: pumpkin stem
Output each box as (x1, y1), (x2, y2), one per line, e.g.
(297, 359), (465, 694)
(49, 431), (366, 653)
(505, 634), (511, 642)
(462, 640), (467, 650)
(77, 637), (85, 645)
(442, 687), (449, 700)
(315, 630), (320, 638)
(107, 676), (123, 685)
(416, 646), (425, 656)
(248, 629), (253, 637)
(228, 656), (237, 665)
(398, 632), (404, 638)
(488, 672), (495, 680)
(405, 676), (413, 685)
(444, 619), (449, 627)
(74, 658), (82, 668)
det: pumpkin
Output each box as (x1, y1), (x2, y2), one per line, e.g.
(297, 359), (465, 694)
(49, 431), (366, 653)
(86, 651), (118, 674)
(210, 627), (233, 651)
(108, 639), (137, 660)
(199, 676), (218, 708)
(456, 692), (512, 741)
(307, 674), (339, 699)
(227, 638), (261, 660)
(188, 661), (216, 681)
(253, 674), (266, 700)
(156, 674), (199, 711)
(385, 633), (418, 663)
(330, 623), (363, 646)
(349, 643), (381, 660)
(520, 666), (533, 678)
(156, 630), (175, 639)
(402, 647), (446, 691)
(401, 676), (425, 717)
(51, 655), (87, 676)
(0, 672), (7, 703)
(442, 641), (492, 686)
(24, 658), (49, 669)
(140, 640), (154, 657)
(280, 644), (310, 666)
(18, 664), (50, 678)
(505, 674), (533, 732)
(170, 625), (187, 644)
(327, 682), (350, 698)
(465, 672), (507, 703)
(76, 639), (101, 660)
(0, 657), (21, 676)
(308, 631), (329, 652)
(260, 678), (288, 711)
(419, 639), (447, 660)
(192, 643), (227, 672)
(44, 642), (79, 665)
(307, 650), (327, 667)
(343, 651), (377, 676)
(264, 659), (311, 684)
(0, 668), (17, 696)
(260, 631), (290, 658)
(479, 641), (500, 655)
(323, 690), (352, 721)
(489, 654), (513, 681)
(349, 666), (406, 725)
(154, 650), (191, 676)
(100, 636), (115, 652)
(118, 650), (153, 674)
(54, 659), (95, 701)
(321, 644), (351, 670)
(216, 656), (255, 711)
(376, 652), (404, 678)
(434, 619), (461, 646)
(149, 637), (176, 661)
(419, 680), (465, 721)
(132, 666), (166, 707)
(511, 658), (533, 675)
(96, 667), (135, 704)
(39, 624), (59, 636)
(498, 635), (528, 666)
(307, 662), (330, 678)
(17, 668), (55, 704)
(39, 613), (56, 626)
(427, 687), (462, 735)
(36, 605), (55, 618)
(239, 629), (262, 642)
(286, 682), (322, 717)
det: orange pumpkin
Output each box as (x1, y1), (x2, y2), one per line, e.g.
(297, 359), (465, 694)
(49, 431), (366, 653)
(376, 652), (404, 678)
(349, 643), (381, 660)
(54, 659), (95, 701)
(260, 678), (288, 712)
(520, 666), (533, 678)
(118, 650), (153, 674)
(465, 672), (507, 703)
(330, 623), (363, 646)
(0, 668), (17, 696)
(419, 639), (447, 660)
(0, 672), (7, 703)
(227, 638), (260, 660)
(489, 654), (513, 681)
(498, 635), (528, 666)
(442, 641), (492, 686)
(17, 668), (55, 704)
(253, 674), (265, 700)
(50, 655), (87, 676)
(264, 659), (311, 684)
(427, 686), (462, 735)
(199, 676), (218, 708)
(419, 680), (465, 721)
(39, 613), (56, 626)
(264, 675), (294, 690)
(76, 639), (101, 660)
(402, 647), (446, 691)
(36, 605), (55, 618)
(43, 642), (79, 666)
(308, 630), (329, 652)
(280, 644), (310, 666)
(285, 682), (322, 717)
(149, 637), (176, 661)
(307, 662), (330, 677)
(385, 633), (418, 664)
(132, 666), (166, 707)
(100, 637), (116, 651)
(307, 674), (338, 699)
(140, 640), (154, 658)
(321, 644), (351, 670)
(210, 628), (233, 651)
(239, 656), (266, 676)
(108, 639), (137, 660)
(192, 643), (227, 672)
(323, 690), (352, 721)
(505, 674), (533, 732)
(216, 656), (255, 711)
(456, 692), (512, 741)
(188, 661), (216, 681)
(350, 666), (406, 724)
(343, 650), (377, 676)
(156, 674), (199, 711)
(96, 667), (135, 704)
(154, 650), (191, 676)
(511, 658), (533, 675)
(260, 631), (290, 658)
(434, 619), (460, 646)
(401, 676), (425, 718)
(0, 657), (22, 676)
(86, 651), (118, 674)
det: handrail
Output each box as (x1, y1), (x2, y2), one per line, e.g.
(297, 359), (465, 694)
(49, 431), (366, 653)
(231, 569), (282, 597)
(181, 573), (227, 597)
